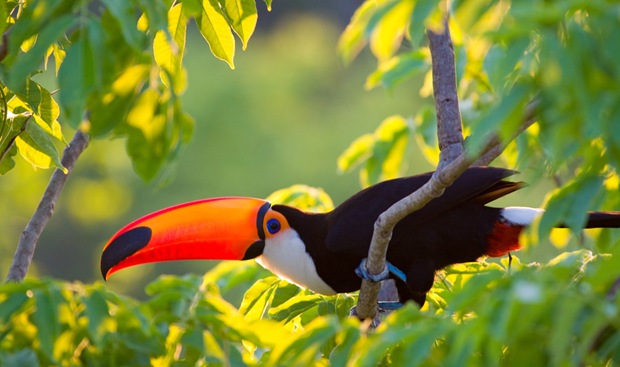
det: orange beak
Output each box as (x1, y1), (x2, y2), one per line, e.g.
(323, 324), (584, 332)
(100, 197), (270, 280)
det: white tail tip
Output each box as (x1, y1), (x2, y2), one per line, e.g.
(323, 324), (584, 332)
(501, 207), (545, 226)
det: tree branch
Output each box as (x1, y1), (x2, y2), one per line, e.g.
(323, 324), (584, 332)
(428, 19), (464, 169)
(5, 129), (90, 282)
(473, 97), (540, 167)
(355, 139), (493, 319)
(354, 13), (543, 319)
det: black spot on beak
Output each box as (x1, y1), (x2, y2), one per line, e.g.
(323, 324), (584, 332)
(100, 226), (152, 279)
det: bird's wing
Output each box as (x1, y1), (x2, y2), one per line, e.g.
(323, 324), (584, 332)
(325, 167), (521, 254)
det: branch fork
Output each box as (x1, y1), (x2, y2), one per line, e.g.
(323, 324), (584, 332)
(354, 17), (538, 321)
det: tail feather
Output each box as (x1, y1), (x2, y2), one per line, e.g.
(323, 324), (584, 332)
(584, 211), (620, 228)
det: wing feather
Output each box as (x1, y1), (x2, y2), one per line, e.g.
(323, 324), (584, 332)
(325, 167), (521, 253)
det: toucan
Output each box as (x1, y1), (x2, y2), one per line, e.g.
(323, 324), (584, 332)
(100, 167), (620, 306)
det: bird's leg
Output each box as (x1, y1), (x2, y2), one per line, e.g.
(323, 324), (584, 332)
(508, 252), (513, 272)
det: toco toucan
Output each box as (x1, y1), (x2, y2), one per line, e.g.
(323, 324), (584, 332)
(100, 167), (620, 306)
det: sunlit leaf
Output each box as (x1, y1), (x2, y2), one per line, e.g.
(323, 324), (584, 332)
(220, 0), (258, 50)
(266, 317), (341, 366)
(453, 0), (496, 32)
(266, 185), (335, 212)
(239, 277), (279, 321)
(413, 106), (439, 166)
(153, 4), (188, 94)
(338, 0), (375, 64)
(267, 294), (323, 323)
(196, 0), (236, 69)
(9, 81), (61, 130)
(337, 133), (374, 174)
(6, 0), (75, 60)
(14, 115), (65, 172)
(203, 261), (269, 293)
(365, 49), (428, 90)
(368, 0), (414, 61)
(339, 115), (411, 187)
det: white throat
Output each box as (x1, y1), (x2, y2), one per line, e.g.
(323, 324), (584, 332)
(255, 228), (336, 295)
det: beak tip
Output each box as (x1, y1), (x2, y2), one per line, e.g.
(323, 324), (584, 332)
(100, 226), (153, 280)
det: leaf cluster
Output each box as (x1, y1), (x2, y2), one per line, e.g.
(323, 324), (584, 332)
(2, 247), (619, 366)
(0, 0), (265, 182)
(338, 0), (620, 236)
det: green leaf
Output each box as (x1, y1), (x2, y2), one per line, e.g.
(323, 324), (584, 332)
(262, 0), (272, 11)
(365, 49), (428, 90)
(88, 64), (150, 137)
(219, 0), (258, 50)
(413, 106), (439, 166)
(124, 90), (168, 181)
(0, 292), (30, 325)
(6, 0), (74, 59)
(153, 4), (188, 94)
(0, 2), (7, 35)
(408, 0), (437, 45)
(267, 317), (341, 366)
(8, 15), (75, 90)
(138, 0), (170, 33)
(0, 141), (17, 175)
(182, 0), (203, 17)
(32, 287), (61, 360)
(102, 0), (145, 48)
(15, 116), (65, 172)
(203, 261), (268, 293)
(196, 0), (236, 68)
(468, 83), (529, 154)
(81, 286), (110, 344)
(540, 174), (605, 237)
(267, 294), (323, 323)
(57, 34), (96, 127)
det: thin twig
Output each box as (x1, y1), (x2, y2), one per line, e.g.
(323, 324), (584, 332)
(5, 129), (90, 282)
(473, 97), (540, 167)
(0, 114), (30, 165)
(428, 19), (464, 169)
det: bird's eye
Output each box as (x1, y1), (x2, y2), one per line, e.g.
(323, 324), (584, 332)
(266, 218), (281, 234)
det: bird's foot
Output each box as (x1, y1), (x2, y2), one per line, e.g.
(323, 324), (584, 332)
(355, 258), (389, 283)
(355, 258), (407, 283)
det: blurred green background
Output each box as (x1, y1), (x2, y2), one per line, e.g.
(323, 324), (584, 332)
(0, 4), (553, 298)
